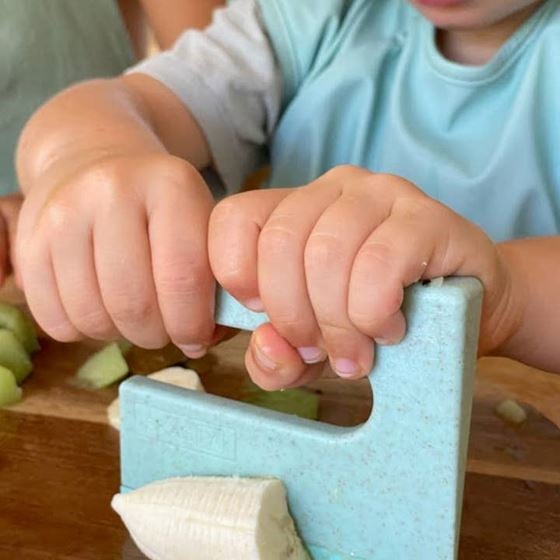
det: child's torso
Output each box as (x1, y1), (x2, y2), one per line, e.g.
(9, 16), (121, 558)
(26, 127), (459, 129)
(261, 0), (560, 241)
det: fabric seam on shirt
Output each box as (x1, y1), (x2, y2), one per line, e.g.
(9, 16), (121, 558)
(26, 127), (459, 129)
(129, 64), (246, 192)
(259, 0), (299, 105)
(423, 0), (553, 87)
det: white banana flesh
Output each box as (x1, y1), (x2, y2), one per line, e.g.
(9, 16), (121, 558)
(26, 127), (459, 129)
(112, 477), (310, 560)
(107, 367), (205, 429)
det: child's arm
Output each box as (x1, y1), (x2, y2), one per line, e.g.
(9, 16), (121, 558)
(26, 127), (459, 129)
(16, 0), (278, 354)
(496, 237), (560, 372)
(16, 74), (215, 353)
(118, 0), (224, 57)
(140, 0), (225, 48)
(209, 167), (560, 390)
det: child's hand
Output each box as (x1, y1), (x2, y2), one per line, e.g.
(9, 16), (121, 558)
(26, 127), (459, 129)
(0, 193), (23, 286)
(16, 154), (216, 356)
(210, 166), (518, 390)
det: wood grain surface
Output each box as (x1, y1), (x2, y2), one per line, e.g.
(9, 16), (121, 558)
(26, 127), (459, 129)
(1, 409), (559, 560)
(0, 281), (558, 558)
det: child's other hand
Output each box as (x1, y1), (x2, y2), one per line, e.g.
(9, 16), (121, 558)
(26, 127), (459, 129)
(16, 154), (215, 356)
(0, 193), (23, 287)
(210, 166), (517, 390)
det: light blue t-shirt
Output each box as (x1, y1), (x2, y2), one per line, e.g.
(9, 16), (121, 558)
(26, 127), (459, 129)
(133, 0), (560, 242)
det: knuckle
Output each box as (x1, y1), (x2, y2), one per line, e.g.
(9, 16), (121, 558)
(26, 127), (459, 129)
(395, 193), (445, 222)
(73, 308), (114, 339)
(358, 241), (395, 271)
(323, 164), (367, 181)
(157, 259), (207, 298)
(84, 159), (125, 195)
(215, 266), (249, 295)
(305, 232), (343, 269)
(170, 326), (210, 347)
(211, 195), (247, 225)
(42, 200), (76, 234)
(350, 288), (403, 332)
(271, 314), (315, 344)
(259, 224), (297, 255)
(169, 312), (213, 345)
(319, 319), (353, 336)
(109, 291), (155, 326)
(155, 155), (199, 184)
(379, 173), (417, 192)
(318, 320), (359, 348)
(152, 156), (211, 204)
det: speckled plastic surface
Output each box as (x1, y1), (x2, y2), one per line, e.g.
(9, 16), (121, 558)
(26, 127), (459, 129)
(120, 278), (482, 559)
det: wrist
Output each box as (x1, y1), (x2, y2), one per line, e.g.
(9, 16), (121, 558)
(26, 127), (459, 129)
(478, 241), (528, 357)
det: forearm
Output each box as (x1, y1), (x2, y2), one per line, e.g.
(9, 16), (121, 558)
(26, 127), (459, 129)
(140, 0), (224, 49)
(17, 74), (210, 194)
(494, 236), (560, 373)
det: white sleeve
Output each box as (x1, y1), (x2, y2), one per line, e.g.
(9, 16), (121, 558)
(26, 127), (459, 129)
(128, 0), (281, 193)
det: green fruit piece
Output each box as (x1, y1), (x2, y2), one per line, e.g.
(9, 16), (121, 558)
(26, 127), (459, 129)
(0, 329), (33, 384)
(117, 340), (133, 355)
(0, 302), (40, 353)
(0, 366), (22, 407)
(76, 342), (129, 389)
(241, 381), (320, 420)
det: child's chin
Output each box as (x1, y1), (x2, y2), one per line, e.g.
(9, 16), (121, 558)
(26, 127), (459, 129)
(412, 4), (492, 31)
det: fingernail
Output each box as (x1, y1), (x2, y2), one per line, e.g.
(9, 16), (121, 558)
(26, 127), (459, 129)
(333, 358), (360, 378)
(375, 333), (404, 346)
(245, 297), (264, 312)
(253, 344), (279, 371)
(179, 344), (207, 359)
(297, 346), (326, 364)
(374, 337), (395, 346)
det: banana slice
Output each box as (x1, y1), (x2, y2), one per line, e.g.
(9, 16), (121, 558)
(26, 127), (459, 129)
(112, 477), (310, 560)
(107, 367), (204, 429)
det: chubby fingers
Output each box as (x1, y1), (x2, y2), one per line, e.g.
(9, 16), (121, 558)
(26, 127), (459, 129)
(17, 156), (217, 351)
(211, 168), (392, 387)
(347, 175), (499, 348)
(210, 187), (333, 387)
(303, 174), (392, 379)
(147, 161), (215, 357)
(50, 207), (119, 341)
(17, 202), (82, 342)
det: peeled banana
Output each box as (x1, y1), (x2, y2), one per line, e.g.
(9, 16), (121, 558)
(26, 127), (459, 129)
(112, 477), (310, 560)
(107, 367), (205, 429)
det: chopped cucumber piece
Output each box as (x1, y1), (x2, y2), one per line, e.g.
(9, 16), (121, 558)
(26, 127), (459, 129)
(76, 342), (129, 389)
(0, 366), (22, 407)
(0, 329), (33, 383)
(117, 340), (133, 355)
(241, 381), (319, 420)
(0, 302), (39, 353)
